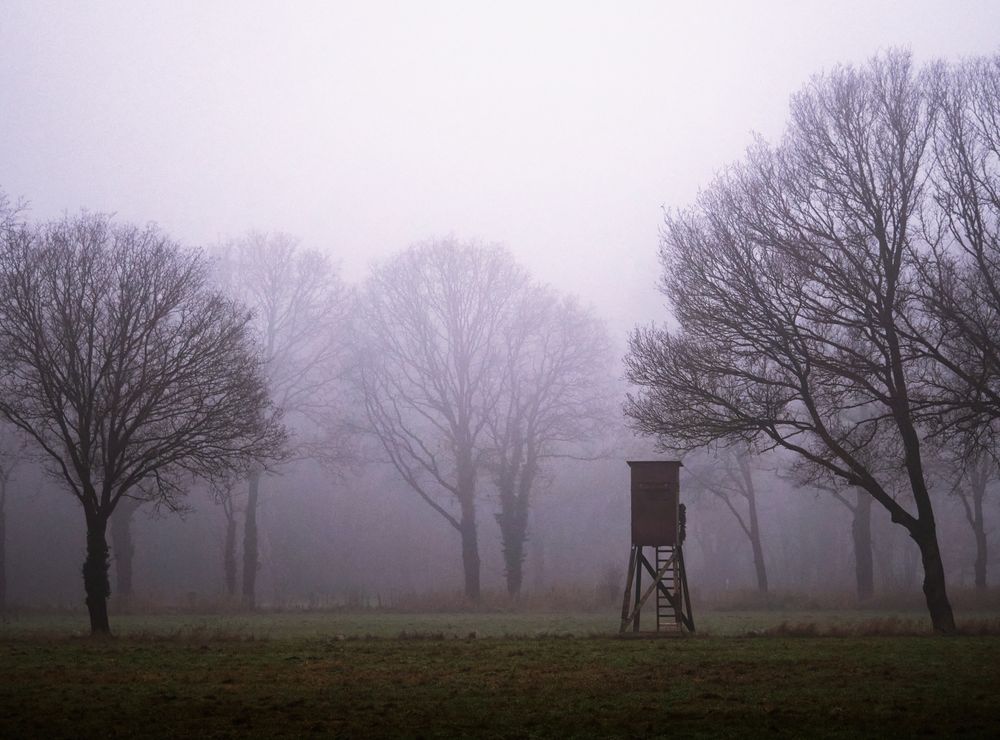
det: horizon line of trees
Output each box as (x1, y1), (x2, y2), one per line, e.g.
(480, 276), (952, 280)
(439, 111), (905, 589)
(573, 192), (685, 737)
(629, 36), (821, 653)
(3, 49), (1000, 636)
(0, 192), (619, 633)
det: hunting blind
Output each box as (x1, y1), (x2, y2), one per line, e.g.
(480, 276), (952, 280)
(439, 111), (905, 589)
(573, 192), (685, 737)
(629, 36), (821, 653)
(620, 460), (695, 635)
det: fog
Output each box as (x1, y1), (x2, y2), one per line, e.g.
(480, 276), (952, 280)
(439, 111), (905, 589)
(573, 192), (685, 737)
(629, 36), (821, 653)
(5, 448), (991, 610)
(2, 2), (1000, 618)
(4, 1), (999, 334)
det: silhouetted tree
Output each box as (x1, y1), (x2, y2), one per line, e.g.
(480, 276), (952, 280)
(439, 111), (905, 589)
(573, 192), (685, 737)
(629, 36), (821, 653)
(0, 193), (23, 616)
(214, 232), (348, 609)
(781, 454), (880, 602)
(219, 485), (240, 598)
(0, 213), (285, 634)
(817, 482), (875, 601)
(685, 449), (769, 594)
(487, 289), (613, 597)
(109, 497), (143, 609)
(356, 239), (530, 601)
(625, 53), (960, 631)
(951, 455), (996, 589)
(0, 424), (27, 614)
(912, 56), (1000, 449)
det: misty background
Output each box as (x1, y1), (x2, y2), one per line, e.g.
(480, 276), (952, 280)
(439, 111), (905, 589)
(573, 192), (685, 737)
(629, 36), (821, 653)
(1, 1), (999, 612)
(5, 1), (1000, 333)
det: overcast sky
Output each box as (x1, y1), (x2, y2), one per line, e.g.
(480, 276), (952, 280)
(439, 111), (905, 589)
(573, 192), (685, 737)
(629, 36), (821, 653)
(2, 1), (999, 333)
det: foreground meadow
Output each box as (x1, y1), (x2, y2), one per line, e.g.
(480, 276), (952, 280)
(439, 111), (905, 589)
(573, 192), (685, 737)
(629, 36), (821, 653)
(2, 611), (999, 738)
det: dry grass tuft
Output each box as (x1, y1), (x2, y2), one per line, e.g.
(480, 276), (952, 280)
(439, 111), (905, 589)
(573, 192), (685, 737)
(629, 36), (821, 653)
(755, 616), (1000, 637)
(758, 617), (927, 637)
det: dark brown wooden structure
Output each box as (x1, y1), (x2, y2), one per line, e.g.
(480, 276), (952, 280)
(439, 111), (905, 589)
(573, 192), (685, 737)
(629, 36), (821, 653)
(620, 460), (695, 635)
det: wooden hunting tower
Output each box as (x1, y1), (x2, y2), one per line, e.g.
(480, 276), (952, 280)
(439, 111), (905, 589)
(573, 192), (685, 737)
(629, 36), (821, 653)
(620, 460), (695, 635)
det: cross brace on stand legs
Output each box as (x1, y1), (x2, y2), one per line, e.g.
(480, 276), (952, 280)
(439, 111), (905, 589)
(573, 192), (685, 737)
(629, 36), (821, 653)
(619, 544), (695, 635)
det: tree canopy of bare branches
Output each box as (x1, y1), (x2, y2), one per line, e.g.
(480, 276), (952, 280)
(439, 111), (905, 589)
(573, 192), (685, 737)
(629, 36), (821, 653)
(355, 239), (529, 600)
(213, 231), (350, 609)
(625, 51), (968, 632)
(683, 448), (770, 595)
(355, 238), (615, 600)
(912, 57), (1000, 453)
(0, 213), (285, 634)
(488, 288), (614, 596)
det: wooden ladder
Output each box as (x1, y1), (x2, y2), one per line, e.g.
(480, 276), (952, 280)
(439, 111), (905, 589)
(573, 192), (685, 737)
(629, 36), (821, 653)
(655, 545), (680, 632)
(619, 543), (695, 636)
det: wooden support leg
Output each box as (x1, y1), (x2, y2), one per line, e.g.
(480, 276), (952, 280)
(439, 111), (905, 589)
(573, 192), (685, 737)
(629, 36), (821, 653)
(633, 546), (642, 633)
(619, 546), (638, 634)
(677, 544), (695, 633)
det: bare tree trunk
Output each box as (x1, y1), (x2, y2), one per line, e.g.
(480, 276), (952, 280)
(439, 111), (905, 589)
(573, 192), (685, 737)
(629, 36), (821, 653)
(531, 535), (546, 591)
(498, 506), (527, 598)
(852, 491), (874, 601)
(973, 496), (987, 590)
(738, 457), (768, 594)
(223, 503), (238, 598)
(110, 498), (140, 610)
(963, 487), (989, 590)
(909, 523), (956, 633)
(83, 509), (111, 636)
(968, 464), (989, 590)
(459, 494), (480, 602)
(747, 495), (768, 595)
(900, 536), (920, 591)
(242, 471), (261, 610)
(496, 462), (534, 598)
(894, 396), (956, 633)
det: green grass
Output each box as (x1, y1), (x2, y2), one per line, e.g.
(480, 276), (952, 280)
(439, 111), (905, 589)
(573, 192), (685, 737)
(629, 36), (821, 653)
(5, 607), (996, 639)
(2, 612), (1000, 737)
(0, 611), (613, 640)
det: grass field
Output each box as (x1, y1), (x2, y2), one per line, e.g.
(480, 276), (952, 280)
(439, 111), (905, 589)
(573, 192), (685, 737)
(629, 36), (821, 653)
(7, 606), (1000, 639)
(2, 610), (1000, 738)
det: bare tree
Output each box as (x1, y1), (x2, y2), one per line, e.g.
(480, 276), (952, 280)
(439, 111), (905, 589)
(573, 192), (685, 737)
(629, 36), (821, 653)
(625, 53), (960, 631)
(109, 496), (143, 610)
(219, 484), (241, 598)
(814, 481), (875, 601)
(778, 453), (883, 602)
(911, 56), (1000, 448)
(685, 449), (769, 594)
(214, 231), (349, 609)
(0, 213), (285, 635)
(0, 424), (28, 614)
(908, 53), (1000, 595)
(355, 239), (530, 601)
(0, 192), (25, 616)
(950, 454), (996, 589)
(487, 289), (614, 597)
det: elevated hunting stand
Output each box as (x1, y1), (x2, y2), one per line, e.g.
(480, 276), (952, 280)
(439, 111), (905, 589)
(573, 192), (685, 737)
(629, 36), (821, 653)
(619, 460), (695, 636)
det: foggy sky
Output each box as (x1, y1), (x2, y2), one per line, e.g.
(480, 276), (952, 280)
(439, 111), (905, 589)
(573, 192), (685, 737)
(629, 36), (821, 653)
(2, 1), (999, 334)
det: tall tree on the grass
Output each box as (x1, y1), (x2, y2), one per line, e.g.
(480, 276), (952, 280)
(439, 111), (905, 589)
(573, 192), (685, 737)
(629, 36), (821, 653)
(0, 424), (28, 615)
(948, 454), (996, 590)
(214, 232), (349, 610)
(912, 56), (1000, 450)
(781, 440), (906, 603)
(487, 290), (613, 597)
(804, 477), (875, 602)
(0, 213), (285, 635)
(356, 239), (530, 601)
(217, 482), (241, 598)
(109, 496), (143, 609)
(0, 192), (25, 616)
(684, 449), (769, 595)
(625, 52), (963, 632)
